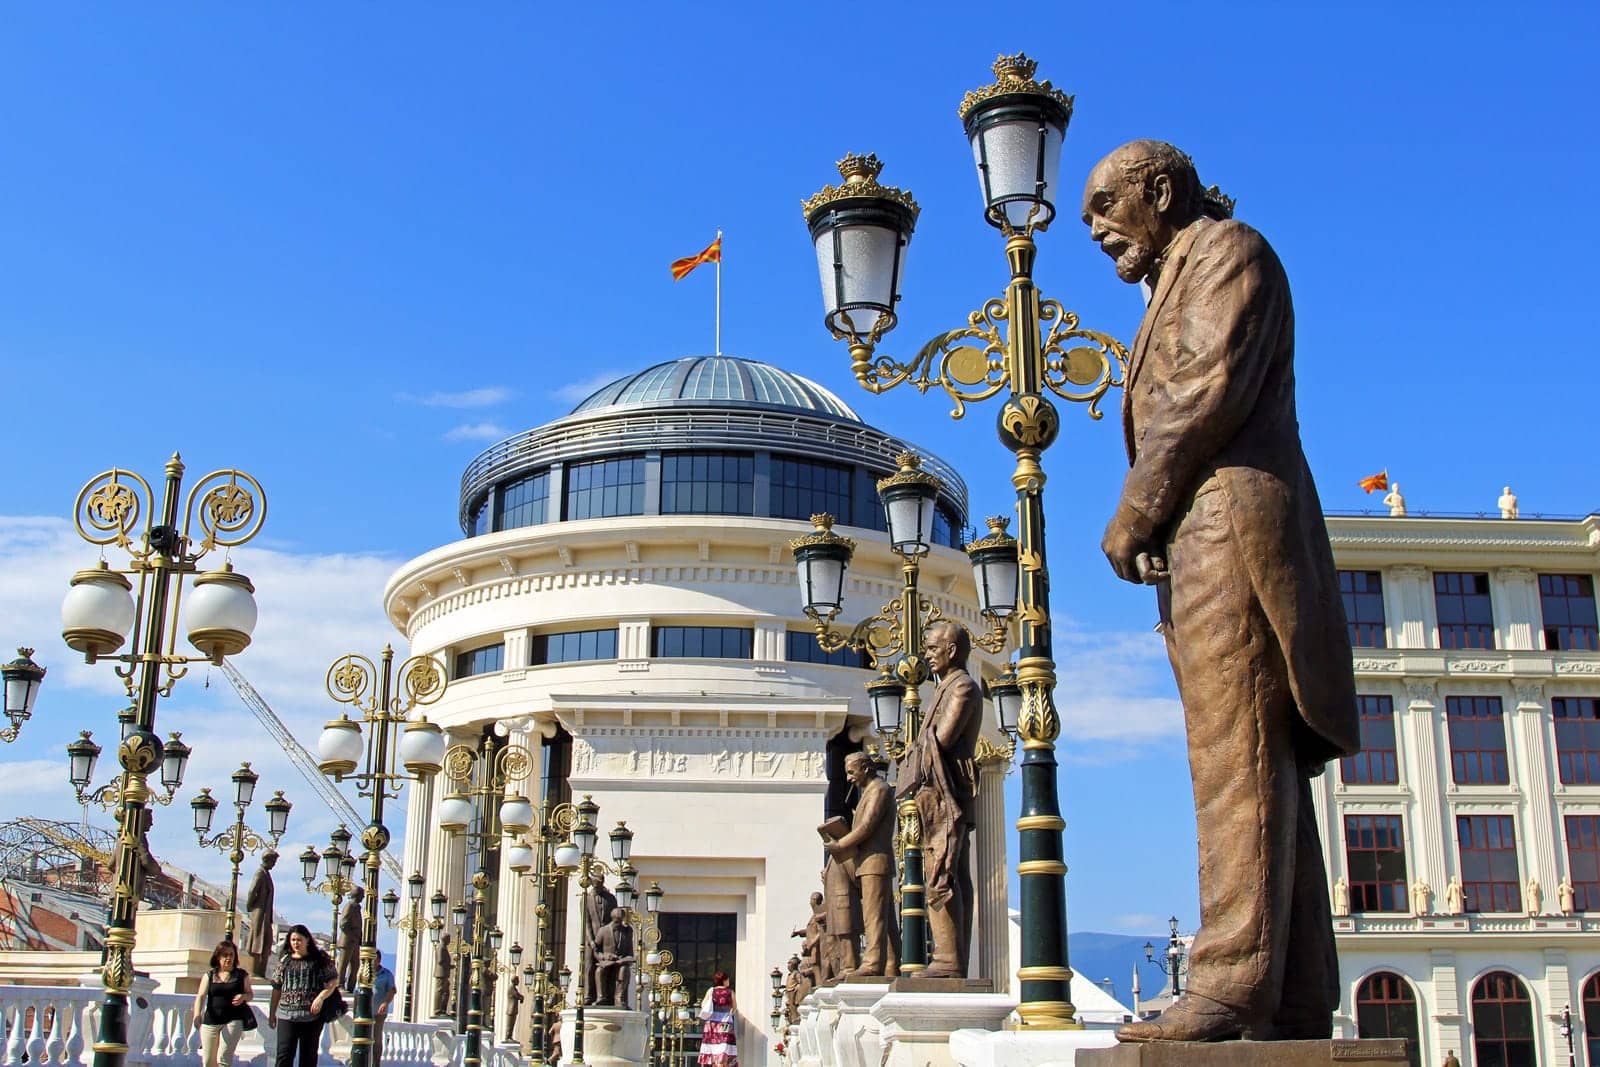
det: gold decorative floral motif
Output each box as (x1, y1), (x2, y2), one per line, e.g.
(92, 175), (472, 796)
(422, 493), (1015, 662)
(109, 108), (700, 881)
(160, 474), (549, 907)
(800, 153), (921, 220)
(187, 469), (267, 551)
(74, 468), (153, 547)
(496, 745), (534, 783)
(957, 53), (1074, 122)
(443, 744), (478, 783)
(402, 657), (445, 706)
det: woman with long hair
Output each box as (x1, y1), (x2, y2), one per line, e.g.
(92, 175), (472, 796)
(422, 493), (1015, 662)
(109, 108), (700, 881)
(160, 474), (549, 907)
(190, 939), (254, 1066)
(267, 924), (340, 1067)
(697, 970), (738, 1067)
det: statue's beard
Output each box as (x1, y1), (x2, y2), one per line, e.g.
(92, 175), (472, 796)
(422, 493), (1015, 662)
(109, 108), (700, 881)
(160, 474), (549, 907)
(1113, 240), (1154, 283)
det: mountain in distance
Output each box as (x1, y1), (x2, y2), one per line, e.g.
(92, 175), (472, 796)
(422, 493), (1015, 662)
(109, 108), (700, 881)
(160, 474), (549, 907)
(1068, 931), (1168, 1008)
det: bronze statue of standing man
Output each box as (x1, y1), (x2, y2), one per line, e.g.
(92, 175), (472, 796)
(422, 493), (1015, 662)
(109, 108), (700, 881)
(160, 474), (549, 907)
(894, 620), (982, 978)
(1083, 140), (1359, 1042)
(244, 850), (278, 978)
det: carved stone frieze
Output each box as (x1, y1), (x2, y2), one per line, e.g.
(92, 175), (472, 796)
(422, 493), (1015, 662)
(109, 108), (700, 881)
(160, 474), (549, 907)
(1555, 659), (1600, 675)
(569, 730), (828, 783)
(1446, 658), (1510, 674)
(1353, 658), (1402, 672)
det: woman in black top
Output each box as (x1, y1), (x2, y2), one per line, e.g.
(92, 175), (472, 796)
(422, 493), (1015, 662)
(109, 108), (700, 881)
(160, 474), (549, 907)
(191, 940), (254, 1066)
(268, 924), (340, 1067)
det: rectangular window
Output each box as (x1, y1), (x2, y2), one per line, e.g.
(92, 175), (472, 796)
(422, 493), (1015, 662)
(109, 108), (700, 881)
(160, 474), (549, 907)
(530, 629), (619, 665)
(1344, 814), (1409, 912)
(1447, 695), (1510, 785)
(1341, 695), (1399, 785)
(1566, 814), (1600, 911)
(470, 498), (491, 537)
(1540, 574), (1600, 652)
(1338, 570), (1388, 649)
(564, 456), (647, 520)
(1553, 697), (1600, 785)
(786, 630), (871, 669)
(454, 643), (504, 679)
(1456, 814), (1522, 912)
(651, 626), (753, 659)
(771, 458), (853, 525)
(661, 451), (755, 516)
(1434, 571), (1496, 650)
(495, 471), (550, 531)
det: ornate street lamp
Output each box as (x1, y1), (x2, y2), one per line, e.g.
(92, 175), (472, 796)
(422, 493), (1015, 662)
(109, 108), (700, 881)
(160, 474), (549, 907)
(1142, 916), (1189, 1002)
(800, 53), (1130, 1027)
(302, 825), (363, 954)
(58, 455), (265, 1067)
(316, 646), (447, 1067)
(190, 764), (291, 942)
(788, 453), (1015, 972)
(1, 648), (46, 743)
(438, 735), (538, 1067)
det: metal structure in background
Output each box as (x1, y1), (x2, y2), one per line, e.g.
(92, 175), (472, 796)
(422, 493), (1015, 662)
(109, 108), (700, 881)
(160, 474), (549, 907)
(58, 454), (265, 1067)
(188, 763), (291, 943)
(315, 645), (448, 1067)
(1, 648), (46, 744)
(801, 53), (1131, 1026)
(790, 453), (1018, 972)
(220, 662), (404, 881)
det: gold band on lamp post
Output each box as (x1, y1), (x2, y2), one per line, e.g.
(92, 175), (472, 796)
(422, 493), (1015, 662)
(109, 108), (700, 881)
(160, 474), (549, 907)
(59, 455), (266, 1067)
(801, 53), (1130, 1028)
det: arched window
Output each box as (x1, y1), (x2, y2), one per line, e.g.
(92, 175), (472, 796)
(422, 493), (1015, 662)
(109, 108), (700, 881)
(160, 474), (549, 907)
(1583, 972), (1600, 1065)
(1471, 971), (1536, 1067)
(1354, 972), (1420, 1067)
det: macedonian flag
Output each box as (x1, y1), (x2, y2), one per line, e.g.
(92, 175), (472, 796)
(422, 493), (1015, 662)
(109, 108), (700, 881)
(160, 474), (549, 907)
(1358, 470), (1389, 493)
(670, 235), (722, 281)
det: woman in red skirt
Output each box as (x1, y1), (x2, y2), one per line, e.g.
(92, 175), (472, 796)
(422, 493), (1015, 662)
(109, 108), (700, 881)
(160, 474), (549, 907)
(697, 971), (738, 1067)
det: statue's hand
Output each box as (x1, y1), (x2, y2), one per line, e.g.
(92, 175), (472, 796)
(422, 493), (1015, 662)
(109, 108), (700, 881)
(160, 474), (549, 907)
(1102, 508), (1156, 584)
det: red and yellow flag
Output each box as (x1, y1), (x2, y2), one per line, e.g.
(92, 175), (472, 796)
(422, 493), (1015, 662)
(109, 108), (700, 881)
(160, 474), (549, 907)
(670, 236), (722, 281)
(1358, 470), (1389, 493)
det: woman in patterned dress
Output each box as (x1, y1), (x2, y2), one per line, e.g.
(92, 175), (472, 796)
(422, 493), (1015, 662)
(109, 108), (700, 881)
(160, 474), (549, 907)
(697, 970), (738, 1067)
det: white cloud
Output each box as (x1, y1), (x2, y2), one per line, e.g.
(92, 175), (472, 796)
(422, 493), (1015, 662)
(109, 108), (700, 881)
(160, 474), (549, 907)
(398, 387), (514, 409)
(442, 422), (509, 443)
(551, 371), (623, 404)
(1051, 624), (1184, 758)
(1110, 913), (1166, 933)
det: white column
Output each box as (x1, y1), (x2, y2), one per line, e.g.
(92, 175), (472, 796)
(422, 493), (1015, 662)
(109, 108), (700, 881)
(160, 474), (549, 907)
(505, 628), (531, 670)
(1512, 683), (1560, 904)
(1495, 568), (1541, 651)
(1388, 566), (1436, 649)
(1543, 947), (1571, 1065)
(974, 759), (1008, 987)
(1404, 683), (1450, 895)
(754, 621), (787, 663)
(1429, 949), (1461, 1067)
(619, 618), (651, 663)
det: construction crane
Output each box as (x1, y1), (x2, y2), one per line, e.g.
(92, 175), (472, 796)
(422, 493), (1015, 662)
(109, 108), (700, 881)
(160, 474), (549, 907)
(219, 662), (404, 881)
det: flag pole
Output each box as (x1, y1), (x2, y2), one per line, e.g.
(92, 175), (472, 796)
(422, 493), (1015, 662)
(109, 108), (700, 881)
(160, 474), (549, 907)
(715, 228), (723, 355)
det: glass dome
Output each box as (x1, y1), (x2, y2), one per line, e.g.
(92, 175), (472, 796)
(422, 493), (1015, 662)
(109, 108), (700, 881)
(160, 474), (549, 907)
(569, 357), (861, 423)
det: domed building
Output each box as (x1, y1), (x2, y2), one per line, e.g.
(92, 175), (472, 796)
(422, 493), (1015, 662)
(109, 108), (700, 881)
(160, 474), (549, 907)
(383, 356), (1011, 1061)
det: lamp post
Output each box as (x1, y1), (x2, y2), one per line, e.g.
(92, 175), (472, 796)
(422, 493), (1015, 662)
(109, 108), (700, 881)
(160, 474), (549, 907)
(59, 455), (264, 1066)
(769, 966), (784, 1035)
(641, 946), (675, 1067)
(789, 458), (1017, 972)
(519, 950), (566, 1067)
(302, 825), (363, 951)
(68, 728), (193, 810)
(439, 734), (537, 1066)
(387, 873), (447, 1021)
(315, 645), (448, 1067)
(510, 795), (585, 1067)
(800, 54), (1128, 1026)
(189, 764), (290, 942)
(1, 648), (46, 743)
(1142, 917), (1188, 1003)
(1559, 1003), (1574, 1067)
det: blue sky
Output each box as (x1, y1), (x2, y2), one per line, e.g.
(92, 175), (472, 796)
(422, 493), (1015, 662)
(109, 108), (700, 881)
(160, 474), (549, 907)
(2, 3), (1597, 970)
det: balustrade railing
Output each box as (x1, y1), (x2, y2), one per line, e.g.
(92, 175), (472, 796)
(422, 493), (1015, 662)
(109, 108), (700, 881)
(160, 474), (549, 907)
(0, 985), (519, 1067)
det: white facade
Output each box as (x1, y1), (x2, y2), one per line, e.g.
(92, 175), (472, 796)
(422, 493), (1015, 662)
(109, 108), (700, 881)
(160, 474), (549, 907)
(379, 358), (1010, 1064)
(1317, 511), (1600, 1066)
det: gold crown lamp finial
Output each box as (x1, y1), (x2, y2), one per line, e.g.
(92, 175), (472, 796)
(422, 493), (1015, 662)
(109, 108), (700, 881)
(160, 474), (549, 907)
(993, 52), (1038, 81)
(836, 153), (884, 185)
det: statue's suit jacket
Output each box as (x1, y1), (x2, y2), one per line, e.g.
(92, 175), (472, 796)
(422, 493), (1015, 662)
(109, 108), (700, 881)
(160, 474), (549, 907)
(1120, 215), (1358, 765)
(836, 776), (894, 878)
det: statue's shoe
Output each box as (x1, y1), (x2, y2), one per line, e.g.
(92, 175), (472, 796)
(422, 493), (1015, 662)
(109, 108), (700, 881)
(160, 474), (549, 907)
(919, 963), (961, 978)
(1116, 995), (1246, 1043)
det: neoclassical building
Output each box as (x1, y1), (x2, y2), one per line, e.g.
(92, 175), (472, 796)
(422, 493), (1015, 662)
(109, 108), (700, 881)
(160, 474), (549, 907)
(381, 356), (1010, 1061)
(1318, 507), (1600, 1066)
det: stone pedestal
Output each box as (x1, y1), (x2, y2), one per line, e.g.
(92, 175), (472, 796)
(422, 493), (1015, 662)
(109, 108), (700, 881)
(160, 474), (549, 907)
(814, 981), (891, 1067)
(556, 1006), (647, 1067)
(1076, 1039), (1411, 1066)
(873, 993), (1015, 1067)
(951, 1027), (1120, 1067)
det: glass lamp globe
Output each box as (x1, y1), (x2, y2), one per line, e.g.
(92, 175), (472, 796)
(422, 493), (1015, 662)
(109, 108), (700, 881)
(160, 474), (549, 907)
(438, 793), (474, 833)
(876, 453), (940, 557)
(866, 670), (906, 736)
(789, 515), (855, 620)
(2, 648), (46, 724)
(965, 517), (1020, 620)
(264, 791), (292, 838)
(959, 53), (1074, 232)
(553, 841), (581, 872)
(185, 565), (258, 661)
(231, 762), (259, 808)
(317, 719), (363, 778)
(160, 732), (192, 793)
(61, 564), (136, 659)
(506, 843), (535, 873)
(66, 731), (102, 790)
(398, 719), (445, 777)
(499, 794), (534, 836)
(802, 153), (919, 342)
(190, 788), (219, 835)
